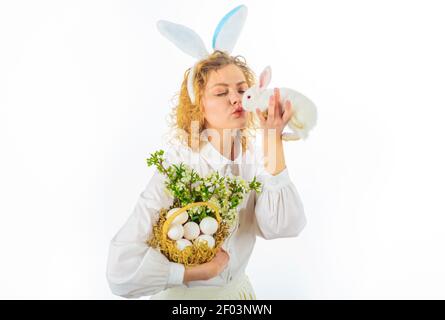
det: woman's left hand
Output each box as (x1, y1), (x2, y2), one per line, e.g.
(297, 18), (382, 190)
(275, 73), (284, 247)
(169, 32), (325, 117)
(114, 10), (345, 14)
(256, 88), (289, 175)
(255, 88), (293, 139)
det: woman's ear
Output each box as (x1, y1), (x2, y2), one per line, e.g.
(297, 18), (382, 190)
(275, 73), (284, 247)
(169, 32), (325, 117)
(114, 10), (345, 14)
(259, 66), (272, 89)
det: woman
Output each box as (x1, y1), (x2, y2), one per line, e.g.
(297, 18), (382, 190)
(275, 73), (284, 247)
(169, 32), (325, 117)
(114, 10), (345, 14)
(106, 51), (307, 299)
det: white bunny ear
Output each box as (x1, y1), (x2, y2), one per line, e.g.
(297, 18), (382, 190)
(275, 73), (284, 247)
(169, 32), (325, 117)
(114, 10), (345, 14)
(259, 66), (272, 89)
(212, 5), (248, 54)
(157, 20), (209, 60)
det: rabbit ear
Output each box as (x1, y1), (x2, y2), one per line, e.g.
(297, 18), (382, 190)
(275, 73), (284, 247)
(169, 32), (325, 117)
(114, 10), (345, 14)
(157, 20), (209, 60)
(259, 66), (272, 89)
(212, 5), (248, 54)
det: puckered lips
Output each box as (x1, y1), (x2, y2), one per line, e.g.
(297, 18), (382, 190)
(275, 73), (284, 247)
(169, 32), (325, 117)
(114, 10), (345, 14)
(232, 106), (245, 116)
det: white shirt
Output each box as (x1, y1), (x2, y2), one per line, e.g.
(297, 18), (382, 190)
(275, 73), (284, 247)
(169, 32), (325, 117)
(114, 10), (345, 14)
(106, 131), (307, 298)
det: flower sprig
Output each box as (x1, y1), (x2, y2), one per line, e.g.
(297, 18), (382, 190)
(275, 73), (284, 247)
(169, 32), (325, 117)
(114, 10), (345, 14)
(146, 150), (168, 175)
(146, 149), (262, 227)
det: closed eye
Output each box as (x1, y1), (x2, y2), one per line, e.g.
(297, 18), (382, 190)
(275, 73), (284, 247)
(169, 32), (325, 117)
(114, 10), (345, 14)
(216, 90), (246, 97)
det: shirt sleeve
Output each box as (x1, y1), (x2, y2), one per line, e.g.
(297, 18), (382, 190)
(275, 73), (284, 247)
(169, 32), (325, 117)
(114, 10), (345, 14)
(106, 164), (186, 299)
(253, 149), (307, 240)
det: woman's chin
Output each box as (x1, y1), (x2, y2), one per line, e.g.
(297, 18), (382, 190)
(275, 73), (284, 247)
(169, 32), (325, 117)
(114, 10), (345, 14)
(233, 118), (247, 127)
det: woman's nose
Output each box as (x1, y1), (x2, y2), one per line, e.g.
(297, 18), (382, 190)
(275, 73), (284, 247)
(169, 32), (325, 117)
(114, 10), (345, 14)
(229, 90), (242, 105)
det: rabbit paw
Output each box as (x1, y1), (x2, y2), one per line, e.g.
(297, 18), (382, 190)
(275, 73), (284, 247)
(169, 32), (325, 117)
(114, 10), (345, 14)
(281, 132), (301, 141)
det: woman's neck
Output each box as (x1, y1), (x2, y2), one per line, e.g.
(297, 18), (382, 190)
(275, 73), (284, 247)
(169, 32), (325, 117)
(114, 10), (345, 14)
(207, 128), (239, 161)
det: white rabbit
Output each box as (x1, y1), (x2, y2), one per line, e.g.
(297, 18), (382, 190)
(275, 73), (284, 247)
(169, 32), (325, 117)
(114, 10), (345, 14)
(242, 66), (317, 141)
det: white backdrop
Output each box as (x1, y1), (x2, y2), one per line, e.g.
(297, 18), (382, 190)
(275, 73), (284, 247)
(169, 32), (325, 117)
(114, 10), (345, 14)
(1, 0), (445, 299)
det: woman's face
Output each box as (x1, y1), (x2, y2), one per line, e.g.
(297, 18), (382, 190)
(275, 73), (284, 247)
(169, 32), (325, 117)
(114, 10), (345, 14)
(202, 64), (248, 131)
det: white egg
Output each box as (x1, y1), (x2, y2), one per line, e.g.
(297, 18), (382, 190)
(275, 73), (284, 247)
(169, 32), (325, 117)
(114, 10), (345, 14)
(199, 217), (218, 235)
(167, 224), (184, 241)
(195, 234), (215, 248)
(183, 221), (200, 240)
(176, 238), (192, 251)
(166, 208), (189, 225)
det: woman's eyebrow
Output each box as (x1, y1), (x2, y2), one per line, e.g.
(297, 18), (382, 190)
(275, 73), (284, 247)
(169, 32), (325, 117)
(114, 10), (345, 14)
(211, 81), (247, 88)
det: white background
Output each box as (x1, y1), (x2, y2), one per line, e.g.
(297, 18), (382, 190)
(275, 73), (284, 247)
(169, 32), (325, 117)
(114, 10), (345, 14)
(1, 0), (445, 299)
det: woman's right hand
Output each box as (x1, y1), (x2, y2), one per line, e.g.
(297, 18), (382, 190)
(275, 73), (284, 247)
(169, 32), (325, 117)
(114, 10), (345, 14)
(207, 247), (230, 278)
(183, 247), (230, 284)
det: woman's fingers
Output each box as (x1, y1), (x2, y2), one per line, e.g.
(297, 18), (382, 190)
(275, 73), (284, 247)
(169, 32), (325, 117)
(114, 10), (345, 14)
(256, 108), (266, 124)
(282, 100), (294, 124)
(268, 94), (275, 121)
(274, 88), (282, 118)
(258, 89), (290, 128)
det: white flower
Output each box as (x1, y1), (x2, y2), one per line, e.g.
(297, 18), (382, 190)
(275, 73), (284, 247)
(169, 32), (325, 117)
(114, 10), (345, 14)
(191, 181), (201, 189)
(177, 182), (185, 190)
(208, 196), (222, 210)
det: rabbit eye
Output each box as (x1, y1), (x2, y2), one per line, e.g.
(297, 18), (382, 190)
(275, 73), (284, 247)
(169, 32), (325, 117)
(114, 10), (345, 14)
(247, 95), (251, 99)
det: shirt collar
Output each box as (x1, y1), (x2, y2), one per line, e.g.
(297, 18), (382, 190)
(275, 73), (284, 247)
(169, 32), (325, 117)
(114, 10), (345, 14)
(200, 130), (244, 172)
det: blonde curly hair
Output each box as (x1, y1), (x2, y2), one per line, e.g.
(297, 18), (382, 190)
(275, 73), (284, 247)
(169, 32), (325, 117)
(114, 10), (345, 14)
(165, 50), (258, 153)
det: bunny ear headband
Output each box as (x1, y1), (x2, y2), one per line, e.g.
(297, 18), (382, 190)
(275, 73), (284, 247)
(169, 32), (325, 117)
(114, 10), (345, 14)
(156, 4), (248, 105)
